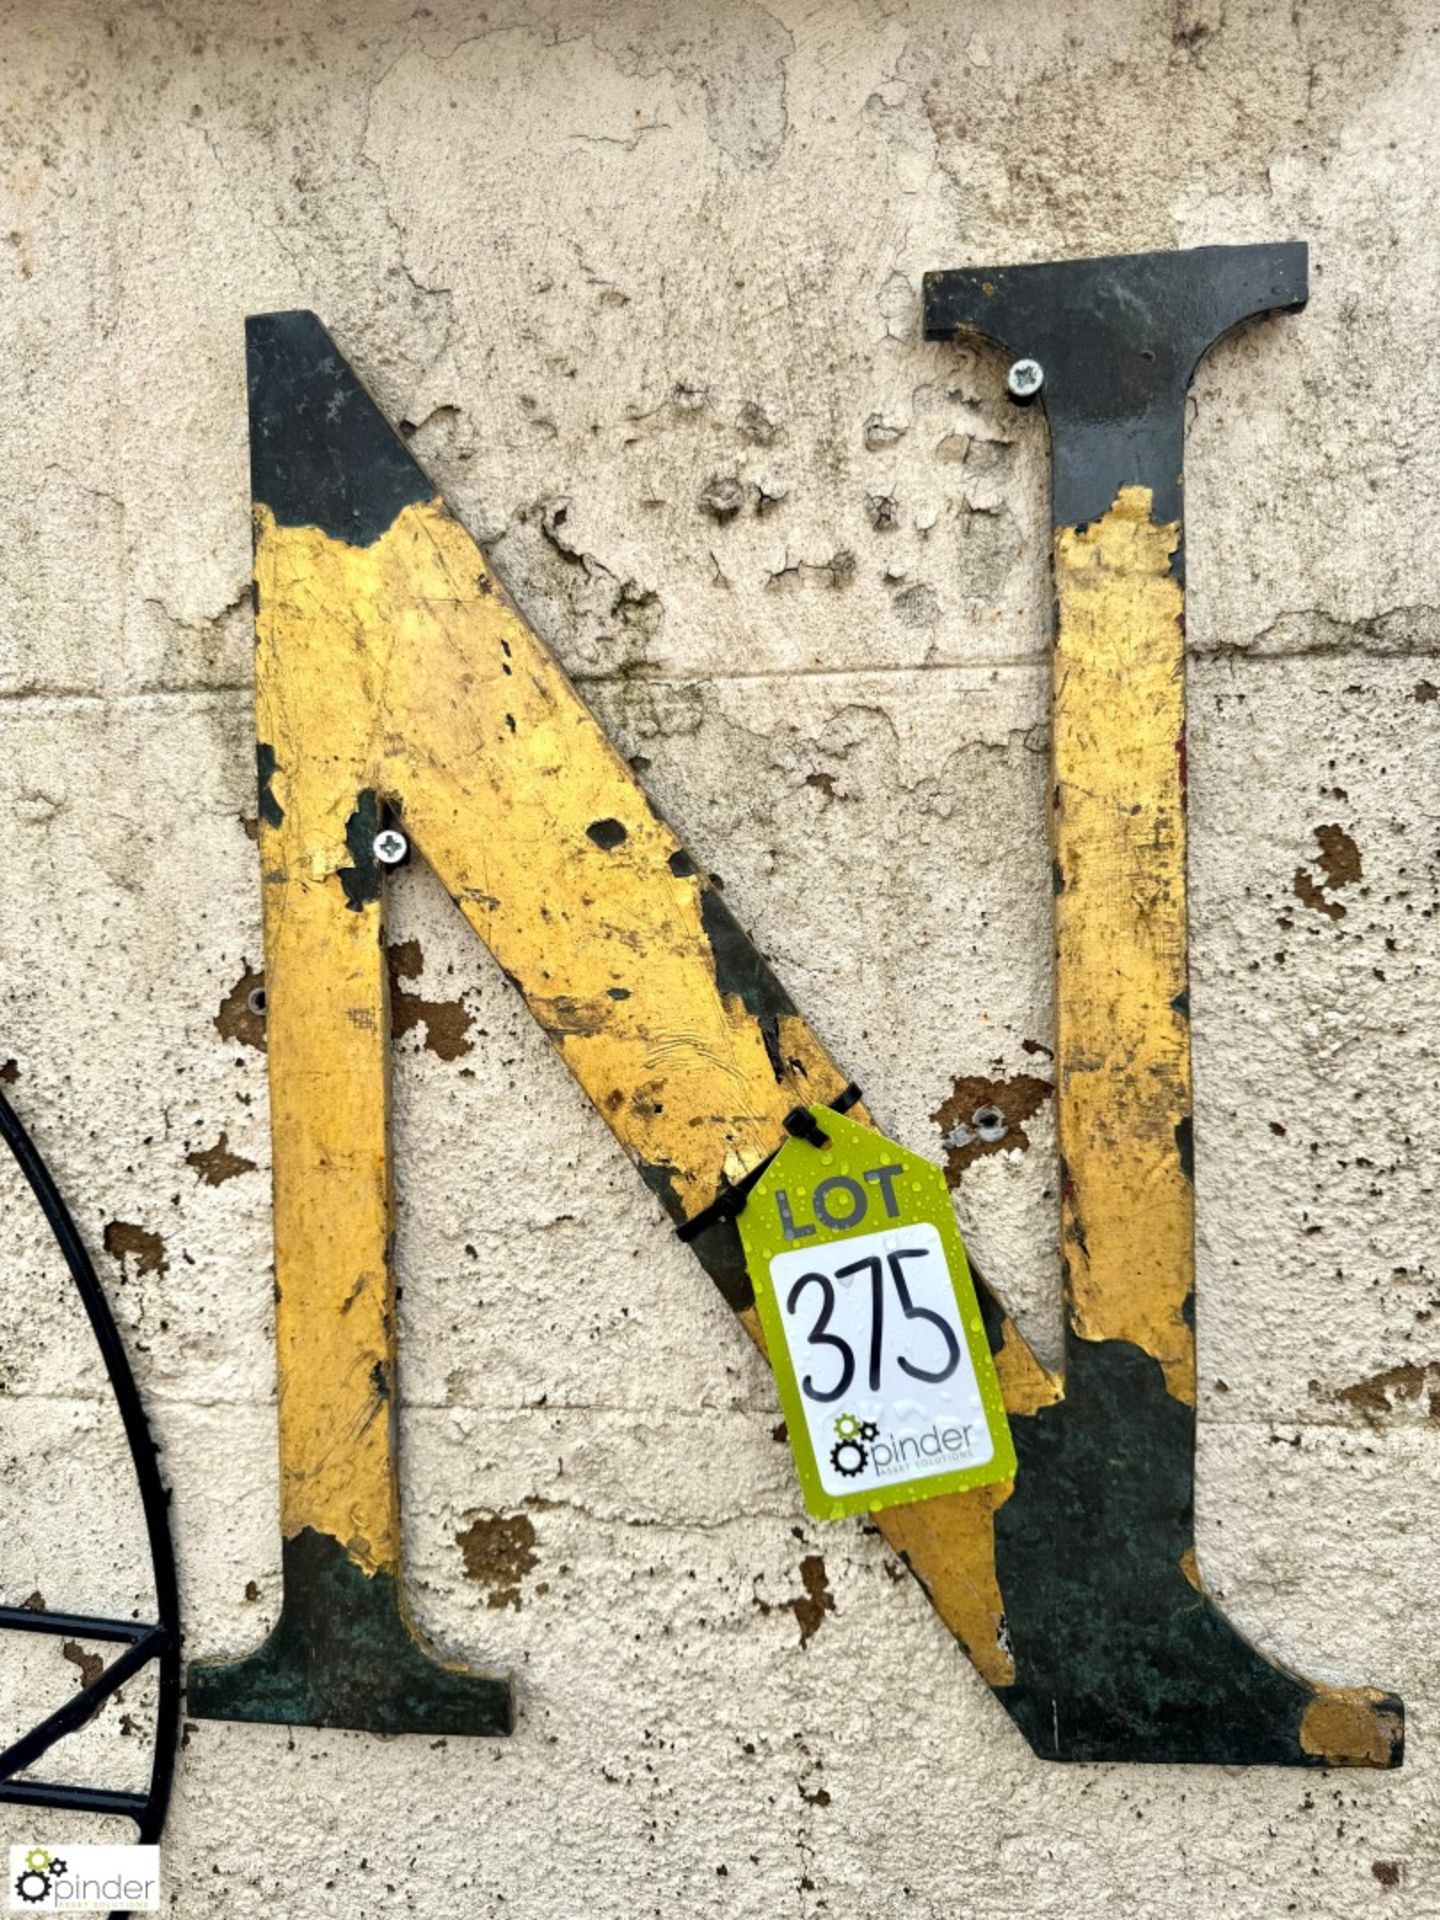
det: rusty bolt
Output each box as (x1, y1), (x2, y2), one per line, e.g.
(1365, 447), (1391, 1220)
(1006, 358), (1043, 403)
(373, 827), (409, 867)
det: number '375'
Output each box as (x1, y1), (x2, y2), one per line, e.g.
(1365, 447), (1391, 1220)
(785, 1246), (962, 1402)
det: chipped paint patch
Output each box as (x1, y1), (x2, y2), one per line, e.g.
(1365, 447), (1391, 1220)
(387, 939), (474, 1062)
(1331, 1361), (1440, 1424)
(103, 1220), (168, 1278)
(215, 964), (267, 1052)
(457, 1511), (539, 1610)
(790, 1555), (834, 1646)
(62, 1640), (104, 1688)
(186, 1132), (258, 1186)
(1293, 823), (1362, 921)
(257, 741), (285, 828)
(932, 1070), (1052, 1179)
(755, 1554), (834, 1647)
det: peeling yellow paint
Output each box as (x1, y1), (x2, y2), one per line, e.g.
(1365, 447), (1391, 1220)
(256, 570), (396, 1573)
(1300, 1687), (1404, 1767)
(1052, 487), (1195, 1406)
(993, 1322), (1063, 1417)
(1179, 1546), (1201, 1593)
(777, 1013), (859, 1123)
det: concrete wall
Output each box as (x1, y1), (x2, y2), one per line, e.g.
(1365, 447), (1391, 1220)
(1, 1), (1437, 1912)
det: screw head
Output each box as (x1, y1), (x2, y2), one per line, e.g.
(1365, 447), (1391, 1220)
(1006, 358), (1044, 402)
(373, 828), (409, 867)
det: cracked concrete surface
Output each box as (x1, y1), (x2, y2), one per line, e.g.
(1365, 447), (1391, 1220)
(1, 1), (1438, 1914)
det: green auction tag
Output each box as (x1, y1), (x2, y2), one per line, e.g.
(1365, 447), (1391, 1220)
(739, 1106), (1015, 1521)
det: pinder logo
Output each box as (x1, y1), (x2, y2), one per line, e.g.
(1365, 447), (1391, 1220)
(12, 1851), (63, 1907)
(829, 1411), (881, 1477)
(8, 1846), (159, 1912)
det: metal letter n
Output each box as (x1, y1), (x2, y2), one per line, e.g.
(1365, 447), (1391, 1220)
(190, 294), (1400, 1765)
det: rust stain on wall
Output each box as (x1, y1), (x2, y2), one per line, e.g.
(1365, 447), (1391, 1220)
(102, 1220), (168, 1278)
(1293, 823), (1362, 921)
(387, 938), (474, 1062)
(186, 1131), (258, 1186)
(456, 1511), (539, 1610)
(932, 1071), (1052, 1180)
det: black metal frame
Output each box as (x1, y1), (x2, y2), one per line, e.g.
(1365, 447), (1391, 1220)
(0, 1086), (180, 1848)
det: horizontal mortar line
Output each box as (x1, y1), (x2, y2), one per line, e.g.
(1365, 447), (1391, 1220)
(2, 1390), (791, 1417)
(3, 1385), (1426, 1435)
(577, 640), (1440, 686)
(2, 637), (1435, 713)
(0, 661), (1047, 708)
(1195, 642), (1440, 666)
(0, 682), (252, 709)
(573, 653), (1050, 686)
(428, 1503), (808, 1535)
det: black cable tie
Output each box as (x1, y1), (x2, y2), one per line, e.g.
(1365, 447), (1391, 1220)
(674, 1155), (773, 1242)
(783, 1106), (830, 1149)
(674, 1084), (863, 1242)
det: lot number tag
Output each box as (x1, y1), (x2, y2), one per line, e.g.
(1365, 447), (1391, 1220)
(739, 1107), (1015, 1521)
